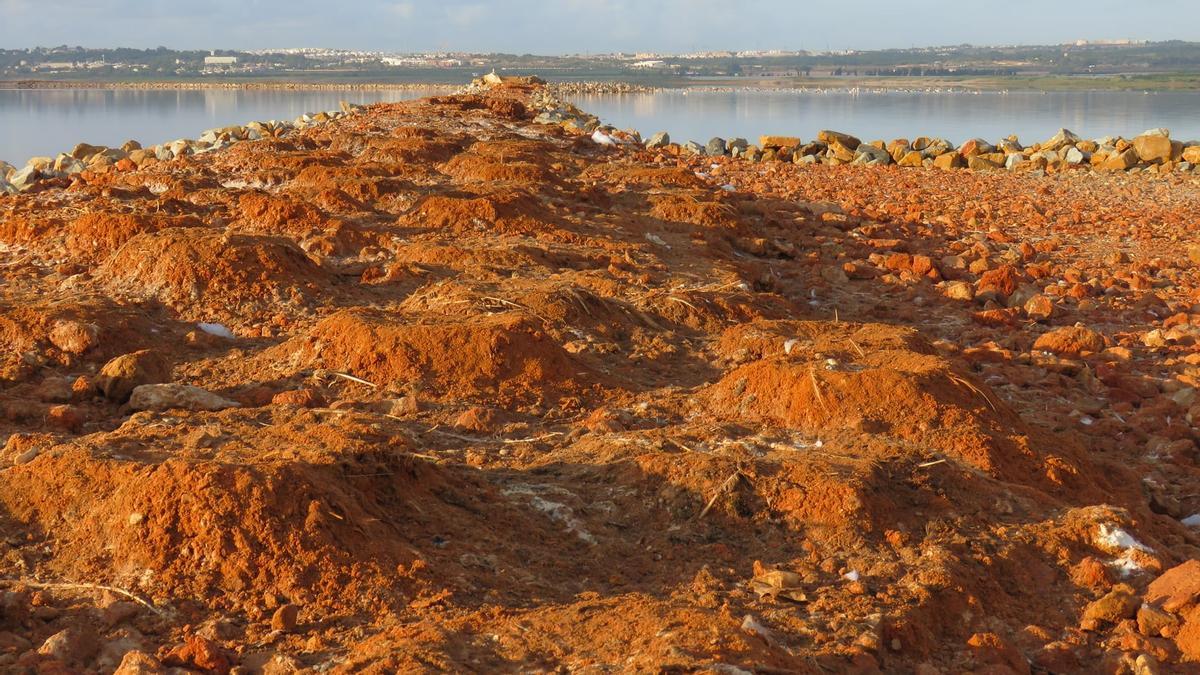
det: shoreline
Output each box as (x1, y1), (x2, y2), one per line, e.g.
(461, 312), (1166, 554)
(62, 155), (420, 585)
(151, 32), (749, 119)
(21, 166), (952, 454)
(6, 73), (1200, 94)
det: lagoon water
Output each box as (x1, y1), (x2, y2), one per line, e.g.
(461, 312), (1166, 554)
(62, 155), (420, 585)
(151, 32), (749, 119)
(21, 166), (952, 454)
(573, 89), (1200, 148)
(0, 86), (451, 166)
(5, 86), (1200, 166)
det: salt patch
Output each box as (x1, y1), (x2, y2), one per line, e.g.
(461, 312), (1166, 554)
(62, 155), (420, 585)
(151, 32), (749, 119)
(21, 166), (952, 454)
(197, 323), (235, 339)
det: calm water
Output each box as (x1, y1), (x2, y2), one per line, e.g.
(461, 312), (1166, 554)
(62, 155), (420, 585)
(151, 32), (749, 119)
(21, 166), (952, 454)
(573, 89), (1200, 147)
(6, 87), (1200, 167)
(0, 87), (451, 166)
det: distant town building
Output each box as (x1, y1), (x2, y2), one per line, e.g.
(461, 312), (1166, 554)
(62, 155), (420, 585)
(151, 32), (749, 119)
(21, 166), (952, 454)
(204, 55), (239, 65)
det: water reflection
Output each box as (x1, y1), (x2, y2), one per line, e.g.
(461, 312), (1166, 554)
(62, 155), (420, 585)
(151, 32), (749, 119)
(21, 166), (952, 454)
(0, 87), (449, 164)
(574, 90), (1200, 146)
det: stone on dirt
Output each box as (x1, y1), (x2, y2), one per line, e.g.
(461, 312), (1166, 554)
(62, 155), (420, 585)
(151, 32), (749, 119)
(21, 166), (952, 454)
(128, 384), (241, 412)
(97, 350), (171, 402)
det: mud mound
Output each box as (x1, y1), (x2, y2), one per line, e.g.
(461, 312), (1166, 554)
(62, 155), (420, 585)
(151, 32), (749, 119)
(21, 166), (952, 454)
(582, 165), (708, 189)
(0, 212), (63, 244)
(284, 309), (590, 405)
(706, 320), (1096, 492)
(439, 139), (559, 185)
(399, 187), (558, 236)
(357, 136), (467, 165)
(65, 211), (205, 262)
(650, 193), (745, 230)
(0, 421), (511, 613)
(97, 228), (331, 318)
(440, 152), (553, 185)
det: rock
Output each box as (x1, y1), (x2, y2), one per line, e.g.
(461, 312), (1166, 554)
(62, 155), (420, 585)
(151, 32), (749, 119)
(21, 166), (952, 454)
(97, 350), (171, 402)
(128, 384), (241, 412)
(9, 165), (40, 191)
(271, 389), (326, 408)
(1024, 294), (1054, 321)
(271, 604), (301, 632)
(828, 141), (856, 163)
(1043, 128), (1082, 151)
(101, 600), (141, 628)
(706, 137), (727, 156)
(958, 138), (995, 157)
(977, 265), (1022, 297)
(164, 635), (230, 673)
(967, 632), (1030, 675)
(645, 131), (670, 149)
(1146, 560), (1200, 613)
(683, 141), (704, 155)
(854, 144), (892, 165)
(1033, 326), (1105, 358)
(454, 406), (497, 433)
(38, 626), (100, 666)
(49, 320), (100, 355)
(70, 142), (106, 160)
(899, 151), (924, 167)
(943, 281), (975, 301)
(1065, 147), (1086, 165)
(1005, 154), (1030, 170)
(818, 130), (861, 149)
(1100, 147), (1140, 171)
(1134, 133), (1174, 163)
(114, 650), (166, 675)
(759, 136), (802, 150)
(35, 377), (74, 403)
(1081, 584), (1140, 630)
(933, 152), (964, 169)
(1182, 146), (1200, 164)
(728, 138), (748, 152)
(1137, 603), (1178, 637)
(263, 654), (305, 675)
(967, 155), (1002, 171)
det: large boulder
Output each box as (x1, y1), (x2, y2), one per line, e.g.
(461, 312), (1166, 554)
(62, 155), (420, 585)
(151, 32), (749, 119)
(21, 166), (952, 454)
(1099, 148), (1139, 171)
(1042, 128), (1081, 151)
(854, 144), (892, 165)
(645, 131), (671, 149)
(1134, 133), (1174, 163)
(818, 130), (861, 150)
(759, 136), (802, 150)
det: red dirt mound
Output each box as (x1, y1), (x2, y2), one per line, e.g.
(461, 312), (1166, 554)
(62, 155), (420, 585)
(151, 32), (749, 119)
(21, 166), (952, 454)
(399, 187), (558, 236)
(65, 211), (204, 262)
(97, 228), (331, 319)
(0, 418), (513, 613)
(283, 309), (592, 406)
(706, 320), (1097, 493)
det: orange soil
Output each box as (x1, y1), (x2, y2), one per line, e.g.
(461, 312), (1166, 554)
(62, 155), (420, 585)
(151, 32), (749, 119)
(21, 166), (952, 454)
(1, 82), (1199, 673)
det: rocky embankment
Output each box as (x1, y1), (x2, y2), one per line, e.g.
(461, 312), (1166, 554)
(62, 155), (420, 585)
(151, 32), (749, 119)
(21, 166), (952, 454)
(653, 127), (1199, 175)
(1, 75), (1199, 673)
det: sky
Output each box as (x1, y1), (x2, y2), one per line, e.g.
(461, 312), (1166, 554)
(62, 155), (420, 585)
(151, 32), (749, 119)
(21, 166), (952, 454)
(2, 0), (1199, 54)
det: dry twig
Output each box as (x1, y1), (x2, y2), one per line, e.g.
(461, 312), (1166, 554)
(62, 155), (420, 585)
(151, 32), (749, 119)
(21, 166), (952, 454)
(1, 579), (166, 617)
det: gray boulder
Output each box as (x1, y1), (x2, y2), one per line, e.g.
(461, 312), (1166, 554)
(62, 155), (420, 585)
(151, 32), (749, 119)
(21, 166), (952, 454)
(1043, 128), (1082, 151)
(706, 137), (728, 156)
(9, 166), (40, 191)
(645, 131), (671, 149)
(854, 144), (893, 165)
